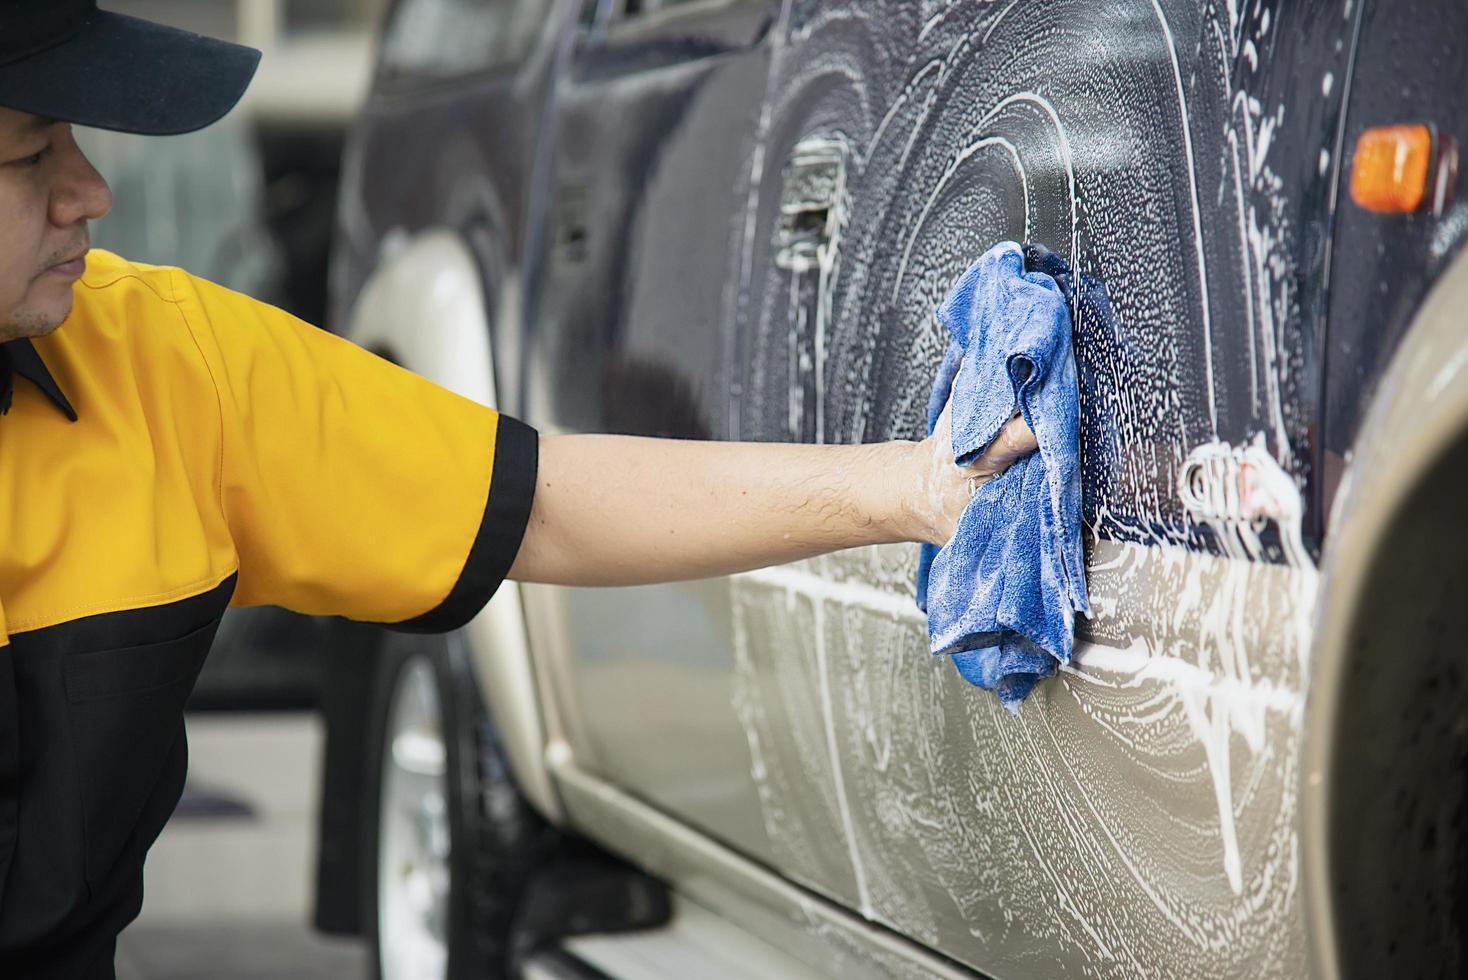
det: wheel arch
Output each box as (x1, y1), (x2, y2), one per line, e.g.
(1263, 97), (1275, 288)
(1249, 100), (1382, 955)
(341, 226), (563, 826)
(1304, 243), (1468, 978)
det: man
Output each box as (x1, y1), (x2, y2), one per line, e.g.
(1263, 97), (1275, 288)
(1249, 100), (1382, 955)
(0, 2), (1036, 976)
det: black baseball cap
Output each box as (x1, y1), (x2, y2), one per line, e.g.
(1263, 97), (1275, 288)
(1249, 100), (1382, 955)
(0, 0), (261, 136)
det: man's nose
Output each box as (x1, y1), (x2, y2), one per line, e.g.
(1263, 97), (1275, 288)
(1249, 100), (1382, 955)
(50, 134), (113, 227)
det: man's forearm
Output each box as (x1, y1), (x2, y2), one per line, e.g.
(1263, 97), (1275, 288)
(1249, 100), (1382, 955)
(506, 434), (927, 586)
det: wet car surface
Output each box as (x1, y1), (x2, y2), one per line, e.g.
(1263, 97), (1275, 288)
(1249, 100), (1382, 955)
(320, 2), (1468, 977)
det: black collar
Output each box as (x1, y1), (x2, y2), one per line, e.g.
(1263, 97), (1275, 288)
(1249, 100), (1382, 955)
(0, 338), (78, 421)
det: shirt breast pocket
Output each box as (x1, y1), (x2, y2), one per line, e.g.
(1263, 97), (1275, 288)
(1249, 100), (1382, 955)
(62, 617), (219, 892)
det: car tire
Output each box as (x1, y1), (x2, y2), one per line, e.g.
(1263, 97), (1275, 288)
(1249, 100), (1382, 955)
(362, 627), (557, 980)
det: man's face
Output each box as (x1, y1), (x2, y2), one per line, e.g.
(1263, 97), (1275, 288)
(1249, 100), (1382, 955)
(0, 106), (112, 342)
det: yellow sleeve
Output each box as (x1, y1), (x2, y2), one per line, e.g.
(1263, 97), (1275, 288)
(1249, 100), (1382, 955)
(175, 269), (537, 630)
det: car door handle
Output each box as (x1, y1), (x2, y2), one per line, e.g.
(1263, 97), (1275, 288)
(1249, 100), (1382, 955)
(775, 139), (846, 272)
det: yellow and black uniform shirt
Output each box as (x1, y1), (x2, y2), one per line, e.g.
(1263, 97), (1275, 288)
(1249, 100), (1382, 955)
(0, 250), (537, 977)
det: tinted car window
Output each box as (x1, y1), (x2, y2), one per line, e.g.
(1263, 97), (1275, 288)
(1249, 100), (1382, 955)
(379, 0), (546, 78)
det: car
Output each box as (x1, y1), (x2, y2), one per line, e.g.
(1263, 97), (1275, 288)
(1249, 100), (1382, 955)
(311, 1), (1468, 977)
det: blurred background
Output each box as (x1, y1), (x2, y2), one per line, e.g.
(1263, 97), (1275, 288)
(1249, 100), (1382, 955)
(89, 2), (387, 976)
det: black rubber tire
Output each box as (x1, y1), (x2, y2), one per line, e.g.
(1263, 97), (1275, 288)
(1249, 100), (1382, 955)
(361, 628), (559, 980)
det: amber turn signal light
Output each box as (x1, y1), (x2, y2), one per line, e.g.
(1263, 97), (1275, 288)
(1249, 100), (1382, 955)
(1350, 123), (1459, 214)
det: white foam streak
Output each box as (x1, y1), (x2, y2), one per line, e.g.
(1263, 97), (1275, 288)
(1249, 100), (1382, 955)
(1148, 0), (1218, 436)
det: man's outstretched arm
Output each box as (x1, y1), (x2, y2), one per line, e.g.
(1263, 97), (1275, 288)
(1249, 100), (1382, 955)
(506, 401), (1036, 587)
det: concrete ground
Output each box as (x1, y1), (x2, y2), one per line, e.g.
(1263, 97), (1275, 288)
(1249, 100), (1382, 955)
(116, 713), (368, 980)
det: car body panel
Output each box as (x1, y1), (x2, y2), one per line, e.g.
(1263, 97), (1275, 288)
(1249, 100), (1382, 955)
(329, 0), (1466, 975)
(330, 0), (572, 421)
(1319, 0), (1468, 522)
(519, 0), (783, 861)
(550, 751), (985, 980)
(519, 1), (1351, 975)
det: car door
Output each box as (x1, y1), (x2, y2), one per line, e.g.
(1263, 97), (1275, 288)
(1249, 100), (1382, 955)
(522, 0), (1361, 976)
(723, 1), (1360, 977)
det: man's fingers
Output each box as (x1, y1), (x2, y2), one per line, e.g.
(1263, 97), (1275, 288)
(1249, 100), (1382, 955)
(993, 413), (1037, 461)
(970, 413), (1037, 476)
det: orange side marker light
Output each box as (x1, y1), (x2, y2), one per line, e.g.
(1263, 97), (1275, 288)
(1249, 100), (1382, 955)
(1350, 123), (1458, 214)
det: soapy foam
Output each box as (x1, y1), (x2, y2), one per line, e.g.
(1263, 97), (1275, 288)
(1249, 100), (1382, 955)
(719, 1), (1331, 974)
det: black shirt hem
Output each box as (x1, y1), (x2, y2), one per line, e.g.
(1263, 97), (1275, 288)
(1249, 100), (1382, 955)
(387, 414), (538, 634)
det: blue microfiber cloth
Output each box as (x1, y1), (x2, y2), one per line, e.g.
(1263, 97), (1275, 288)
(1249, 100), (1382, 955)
(915, 241), (1089, 711)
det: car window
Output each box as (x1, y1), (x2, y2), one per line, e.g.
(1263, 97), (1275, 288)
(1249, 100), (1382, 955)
(378, 0), (547, 78)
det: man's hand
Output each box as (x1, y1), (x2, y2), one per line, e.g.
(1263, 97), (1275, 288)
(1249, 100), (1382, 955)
(910, 398), (1038, 546)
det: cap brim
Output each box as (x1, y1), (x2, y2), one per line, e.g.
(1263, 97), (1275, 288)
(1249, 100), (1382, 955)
(0, 11), (260, 136)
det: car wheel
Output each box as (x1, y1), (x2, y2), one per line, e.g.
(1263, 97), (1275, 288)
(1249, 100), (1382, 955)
(363, 629), (555, 980)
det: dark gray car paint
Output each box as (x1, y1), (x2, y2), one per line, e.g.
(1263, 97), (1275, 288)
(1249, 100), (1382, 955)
(330, 1), (564, 418)
(1321, 0), (1468, 520)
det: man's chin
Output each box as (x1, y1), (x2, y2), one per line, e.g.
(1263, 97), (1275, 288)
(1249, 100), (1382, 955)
(0, 301), (73, 343)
